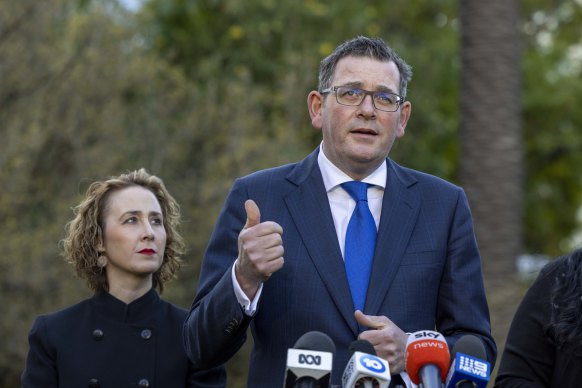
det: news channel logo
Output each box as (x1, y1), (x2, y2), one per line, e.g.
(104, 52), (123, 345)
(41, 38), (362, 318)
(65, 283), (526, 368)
(359, 354), (387, 374)
(459, 354), (489, 378)
(298, 353), (322, 365)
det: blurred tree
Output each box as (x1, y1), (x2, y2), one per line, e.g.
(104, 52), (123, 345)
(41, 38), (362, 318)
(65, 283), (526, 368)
(2, 0), (582, 386)
(458, 0), (523, 376)
(459, 0), (523, 276)
(142, 0), (460, 175)
(521, 0), (582, 256)
(0, 0), (209, 384)
(457, 0), (582, 378)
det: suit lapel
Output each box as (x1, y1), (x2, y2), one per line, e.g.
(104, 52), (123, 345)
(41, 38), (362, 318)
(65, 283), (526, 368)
(365, 160), (420, 315)
(284, 149), (359, 335)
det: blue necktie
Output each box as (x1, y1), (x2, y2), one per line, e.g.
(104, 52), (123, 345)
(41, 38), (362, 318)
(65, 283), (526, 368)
(341, 181), (377, 312)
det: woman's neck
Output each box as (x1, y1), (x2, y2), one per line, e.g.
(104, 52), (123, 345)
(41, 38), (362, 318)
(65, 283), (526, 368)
(108, 279), (153, 304)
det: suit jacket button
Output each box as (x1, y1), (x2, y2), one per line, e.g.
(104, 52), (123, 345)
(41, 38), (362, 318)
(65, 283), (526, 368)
(138, 378), (150, 387)
(88, 378), (100, 387)
(141, 329), (152, 340)
(92, 329), (104, 341)
(224, 319), (239, 334)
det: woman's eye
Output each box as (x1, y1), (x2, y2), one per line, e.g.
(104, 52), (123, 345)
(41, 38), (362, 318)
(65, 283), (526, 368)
(124, 217), (137, 224)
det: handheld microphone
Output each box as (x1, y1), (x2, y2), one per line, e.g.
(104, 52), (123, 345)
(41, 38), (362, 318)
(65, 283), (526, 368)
(284, 331), (335, 388)
(405, 330), (450, 388)
(445, 335), (490, 388)
(342, 339), (391, 388)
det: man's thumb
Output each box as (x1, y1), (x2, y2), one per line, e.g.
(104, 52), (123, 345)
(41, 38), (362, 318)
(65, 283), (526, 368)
(244, 199), (261, 229)
(355, 310), (387, 330)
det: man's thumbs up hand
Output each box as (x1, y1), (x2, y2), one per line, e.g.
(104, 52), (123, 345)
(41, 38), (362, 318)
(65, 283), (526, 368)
(235, 200), (284, 299)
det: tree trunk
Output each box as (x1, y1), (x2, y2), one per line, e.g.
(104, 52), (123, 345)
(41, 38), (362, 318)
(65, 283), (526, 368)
(459, 0), (523, 371)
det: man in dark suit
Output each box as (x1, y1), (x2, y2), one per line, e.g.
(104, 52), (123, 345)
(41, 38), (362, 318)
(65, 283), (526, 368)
(184, 36), (496, 387)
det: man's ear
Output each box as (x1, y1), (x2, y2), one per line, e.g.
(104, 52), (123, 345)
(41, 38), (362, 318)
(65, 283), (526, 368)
(307, 91), (324, 129)
(396, 101), (412, 138)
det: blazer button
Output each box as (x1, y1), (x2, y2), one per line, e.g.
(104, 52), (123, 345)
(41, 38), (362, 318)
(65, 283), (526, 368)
(92, 329), (104, 341)
(88, 378), (100, 387)
(138, 378), (150, 388)
(140, 329), (152, 340)
(224, 318), (239, 334)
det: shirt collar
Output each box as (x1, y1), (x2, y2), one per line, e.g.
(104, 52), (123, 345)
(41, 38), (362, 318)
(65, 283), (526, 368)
(92, 288), (159, 323)
(317, 142), (387, 192)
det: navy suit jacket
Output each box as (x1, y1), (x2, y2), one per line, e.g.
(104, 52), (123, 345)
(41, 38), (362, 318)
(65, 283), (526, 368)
(184, 148), (496, 387)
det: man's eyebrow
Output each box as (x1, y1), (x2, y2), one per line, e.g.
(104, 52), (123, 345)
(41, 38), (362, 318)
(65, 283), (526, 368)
(341, 81), (362, 87)
(339, 82), (398, 94)
(373, 84), (399, 94)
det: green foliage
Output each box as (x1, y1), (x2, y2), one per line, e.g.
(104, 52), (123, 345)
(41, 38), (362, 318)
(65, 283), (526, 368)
(522, 0), (582, 255)
(0, 0), (213, 384)
(1, 0), (582, 386)
(143, 0), (461, 174)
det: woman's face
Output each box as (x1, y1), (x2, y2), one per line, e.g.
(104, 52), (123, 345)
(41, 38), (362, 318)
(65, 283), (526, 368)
(98, 186), (166, 288)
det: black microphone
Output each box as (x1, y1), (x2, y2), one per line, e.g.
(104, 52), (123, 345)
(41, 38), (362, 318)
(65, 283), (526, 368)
(283, 331), (335, 388)
(342, 339), (391, 387)
(445, 335), (490, 388)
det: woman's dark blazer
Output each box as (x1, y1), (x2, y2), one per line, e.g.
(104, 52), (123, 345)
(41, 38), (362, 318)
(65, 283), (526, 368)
(495, 258), (582, 387)
(22, 288), (225, 388)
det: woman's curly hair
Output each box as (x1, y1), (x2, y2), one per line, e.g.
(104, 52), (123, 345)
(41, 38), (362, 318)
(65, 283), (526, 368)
(548, 248), (582, 348)
(62, 168), (185, 294)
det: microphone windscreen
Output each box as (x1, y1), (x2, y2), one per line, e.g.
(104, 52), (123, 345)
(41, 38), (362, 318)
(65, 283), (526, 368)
(451, 335), (486, 360)
(348, 339), (376, 356)
(285, 331), (335, 387)
(294, 331), (336, 354)
(445, 335), (490, 388)
(405, 331), (450, 385)
(343, 340), (391, 388)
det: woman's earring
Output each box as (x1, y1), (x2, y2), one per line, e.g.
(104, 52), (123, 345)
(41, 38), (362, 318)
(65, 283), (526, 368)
(97, 253), (108, 268)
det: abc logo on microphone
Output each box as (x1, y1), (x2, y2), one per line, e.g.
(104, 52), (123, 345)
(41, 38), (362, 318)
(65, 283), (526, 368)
(298, 353), (322, 365)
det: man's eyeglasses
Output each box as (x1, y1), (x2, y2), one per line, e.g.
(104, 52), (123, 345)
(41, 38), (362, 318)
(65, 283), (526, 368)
(320, 86), (404, 112)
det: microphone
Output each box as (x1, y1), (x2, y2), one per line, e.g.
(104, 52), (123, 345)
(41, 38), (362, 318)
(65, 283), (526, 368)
(445, 335), (490, 388)
(284, 331), (335, 388)
(405, 330), (450, 388)
(342, 339), (391, 388)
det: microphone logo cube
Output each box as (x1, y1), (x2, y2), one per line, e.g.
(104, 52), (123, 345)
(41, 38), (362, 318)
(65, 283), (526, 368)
(458, 354), (489, 378)
(445, 352), (490, 388)
(286, 348), (333, 380)
(405, 330), (450, 384)
(360, 354), (387, 374)
(342, 352), (391, 388)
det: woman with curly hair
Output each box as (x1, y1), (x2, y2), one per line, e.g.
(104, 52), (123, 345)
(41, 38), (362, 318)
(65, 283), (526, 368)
(495, 248), (582, 387)
(22, 169), (225, 387)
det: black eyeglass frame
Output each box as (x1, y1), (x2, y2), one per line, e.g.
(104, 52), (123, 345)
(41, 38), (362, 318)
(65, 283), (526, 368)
(320, 86), (404, 112)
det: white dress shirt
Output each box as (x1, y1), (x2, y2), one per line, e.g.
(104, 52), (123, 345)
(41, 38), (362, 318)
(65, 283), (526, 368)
(318, 144), (385, 256)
